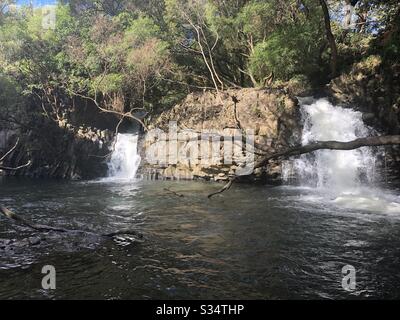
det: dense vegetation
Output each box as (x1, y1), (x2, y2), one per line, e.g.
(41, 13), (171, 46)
(0, 0), (399, 129)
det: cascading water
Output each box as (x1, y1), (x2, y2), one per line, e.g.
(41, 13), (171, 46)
(284, 98), (377, 192)
(107, 133), (141, 181)
(282, 98), (400, 214)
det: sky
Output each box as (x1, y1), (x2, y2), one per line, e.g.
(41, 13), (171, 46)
(16, 0), (57, 6)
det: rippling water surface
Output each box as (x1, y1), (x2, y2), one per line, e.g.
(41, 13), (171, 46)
(1, 177), (400, 299)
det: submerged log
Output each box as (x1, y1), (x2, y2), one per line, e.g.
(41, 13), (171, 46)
(164, 188), (185, 198)
(0, 205), (143, 240)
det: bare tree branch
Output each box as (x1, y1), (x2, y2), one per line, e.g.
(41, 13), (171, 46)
(67, 89), (148, 132)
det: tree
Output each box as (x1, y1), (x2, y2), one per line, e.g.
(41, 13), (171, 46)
(165, 0), (226, 92)
(63, 13), (173, 128)
(320, 0), (338, 76)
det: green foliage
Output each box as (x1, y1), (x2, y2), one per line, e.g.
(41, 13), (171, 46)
(249, 22), (324, 82)
(124, 16), (162, 45)
(0, 74), (21, 109)
(0, 0), (399, 130)
(236, 1), (275, 41)
(94, 73), (123, 94)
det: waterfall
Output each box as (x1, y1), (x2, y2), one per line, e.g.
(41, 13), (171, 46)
(107, 133), (141, 181)
(280, 98), (400, 214)
(283, 98), (377, 193)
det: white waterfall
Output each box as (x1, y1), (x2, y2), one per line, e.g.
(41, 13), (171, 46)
(107, 134), (141, 181)
(284, 98), (377, 192)
(282, 98), (400, 214)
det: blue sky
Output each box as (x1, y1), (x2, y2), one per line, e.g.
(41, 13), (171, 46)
(17, 0), (57, 5)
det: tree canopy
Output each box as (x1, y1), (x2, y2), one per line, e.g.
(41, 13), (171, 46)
(0, 0), (399, 128)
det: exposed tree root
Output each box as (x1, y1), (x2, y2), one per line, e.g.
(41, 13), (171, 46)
(0, 138), (20, 162)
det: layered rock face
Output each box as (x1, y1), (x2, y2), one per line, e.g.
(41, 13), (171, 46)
(328, 55), (400, 133)
(0, 123), (114, 180)
(139, 88), (301, 183)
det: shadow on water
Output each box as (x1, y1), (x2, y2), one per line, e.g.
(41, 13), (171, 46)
(1, 177), (400, 299)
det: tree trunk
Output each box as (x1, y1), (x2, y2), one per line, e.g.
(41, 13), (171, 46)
(319, 0), (338, 77)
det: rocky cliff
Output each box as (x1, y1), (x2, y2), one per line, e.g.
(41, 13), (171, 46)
(328, 55), (400, 132)
(139, 88), (301, 183)
(0, 121), (114, 180)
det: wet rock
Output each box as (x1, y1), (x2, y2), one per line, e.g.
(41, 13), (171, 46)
(362, 113), (376, 125)
(28, 237), (41, 246)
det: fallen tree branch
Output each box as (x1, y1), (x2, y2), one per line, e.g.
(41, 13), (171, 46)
(254, 135), (400, 168)
(208, 135), (400, 198)
(0, 205), (143, 239)
(207, 177), (237, 199)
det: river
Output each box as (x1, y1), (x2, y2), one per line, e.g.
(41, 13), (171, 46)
(1, 177), (400, 299)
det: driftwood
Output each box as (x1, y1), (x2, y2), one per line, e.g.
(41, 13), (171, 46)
(164, 188), (185, 198)
(0, 205), (143, 239)
(208, 135), (400, 198)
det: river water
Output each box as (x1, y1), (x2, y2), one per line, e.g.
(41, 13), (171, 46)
(1, 178), (400, 299)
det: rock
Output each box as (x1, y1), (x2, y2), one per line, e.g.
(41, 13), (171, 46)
(140, 88), (301, 183)
(28, 237), (41, 246)
(362, 113), (376, 125)
(258, 124), (276, 137)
